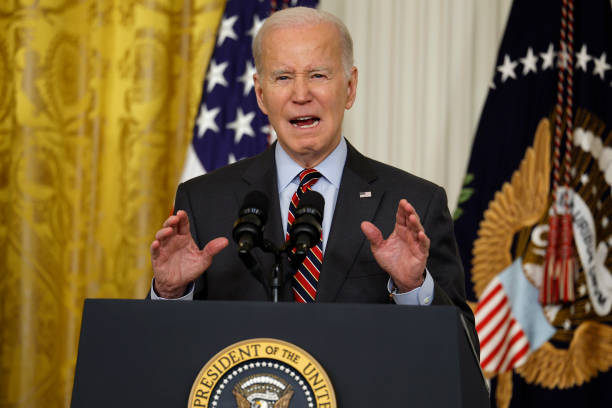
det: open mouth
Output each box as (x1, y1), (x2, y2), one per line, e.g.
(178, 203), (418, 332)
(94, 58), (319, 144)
(289, 116), (320, 129)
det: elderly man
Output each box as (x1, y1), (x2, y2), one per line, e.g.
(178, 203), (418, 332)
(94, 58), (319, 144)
(150, 7), (476, 344)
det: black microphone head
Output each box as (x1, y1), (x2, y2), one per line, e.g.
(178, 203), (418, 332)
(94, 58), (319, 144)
(233, 190), (269, 250)
(288, 190), (324, 264)
(296, 190), (324, 221)
(239, 190), (269, 224)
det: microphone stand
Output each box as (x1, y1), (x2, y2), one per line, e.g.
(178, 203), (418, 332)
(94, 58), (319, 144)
(238, 238), (299, 303)
(261, 240), (293, 303)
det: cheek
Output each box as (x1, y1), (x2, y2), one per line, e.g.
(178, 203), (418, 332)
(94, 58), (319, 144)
(320, 88), (347, 112)
(266, 95), (289, 116)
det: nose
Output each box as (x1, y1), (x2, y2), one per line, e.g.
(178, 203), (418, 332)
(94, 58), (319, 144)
(292, 75), (312, 104)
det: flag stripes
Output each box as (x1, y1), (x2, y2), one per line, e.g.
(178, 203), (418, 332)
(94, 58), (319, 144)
(475, 277), (530, 372)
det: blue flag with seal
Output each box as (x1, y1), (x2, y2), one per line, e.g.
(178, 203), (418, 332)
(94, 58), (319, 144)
(454, 0), (612, 406)
(181, 0), (318, 182)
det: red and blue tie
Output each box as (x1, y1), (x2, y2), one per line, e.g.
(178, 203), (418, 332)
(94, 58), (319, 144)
(286, 169), (323, 303)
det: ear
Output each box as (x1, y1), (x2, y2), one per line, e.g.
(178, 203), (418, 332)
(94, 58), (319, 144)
(344, 66), (358, 110)
(253, 73), (268, 115)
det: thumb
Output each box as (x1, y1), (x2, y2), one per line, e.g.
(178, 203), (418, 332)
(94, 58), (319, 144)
(199, 237), (229, 271)
(200, 237), (229, 271)
(360, 221), (383, 248)
(202, 237), (229, 259)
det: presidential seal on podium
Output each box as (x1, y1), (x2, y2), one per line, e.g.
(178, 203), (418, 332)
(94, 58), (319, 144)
(188, 338), (336, 408)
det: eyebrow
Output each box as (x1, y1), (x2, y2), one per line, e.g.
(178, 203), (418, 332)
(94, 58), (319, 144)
(270, 67), (332, 77)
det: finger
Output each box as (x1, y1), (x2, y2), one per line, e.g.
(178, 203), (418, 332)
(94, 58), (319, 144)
(176, 210), (191, 235)
(162, 214), (179, 228)
(155, 226), (175, 241)
(399, 200), (423, 233)
(150, 240), (160, 258)
(418, 230), (431, 252)
(407, 213), (425, 235)
(395, 203), (407, 226)
(360, 221), (384, 247)
(395, 199), (416, 226)
(202, 237), (229, 260)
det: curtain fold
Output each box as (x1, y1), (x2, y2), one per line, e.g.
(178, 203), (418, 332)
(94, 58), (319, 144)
(0, 1), (225, 406)
(319, 0), (514, 209)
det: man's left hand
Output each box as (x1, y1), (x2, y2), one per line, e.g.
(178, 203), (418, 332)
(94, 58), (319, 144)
(360, 199), (430, 292)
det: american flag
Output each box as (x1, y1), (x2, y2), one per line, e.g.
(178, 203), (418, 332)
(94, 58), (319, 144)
(181, 0), (319, 182)
(475, 258), (555, 373)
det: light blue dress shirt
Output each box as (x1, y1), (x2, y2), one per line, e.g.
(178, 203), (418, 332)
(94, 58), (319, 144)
(152, 138), (434, 304)
(275, 138), (346, 251)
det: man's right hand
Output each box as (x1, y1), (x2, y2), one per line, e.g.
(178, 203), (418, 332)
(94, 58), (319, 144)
(150, 210), (229, 298)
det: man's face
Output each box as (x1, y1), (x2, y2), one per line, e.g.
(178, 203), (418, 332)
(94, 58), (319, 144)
(254, 22), (358, 168)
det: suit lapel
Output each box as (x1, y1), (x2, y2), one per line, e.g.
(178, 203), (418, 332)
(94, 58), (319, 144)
(316, 143), (383, 302)
(236, 142), (384, 303)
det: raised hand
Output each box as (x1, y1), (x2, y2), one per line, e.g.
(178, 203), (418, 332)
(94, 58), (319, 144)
(360, 199), (430, 292)
(150, 210), (228, 298)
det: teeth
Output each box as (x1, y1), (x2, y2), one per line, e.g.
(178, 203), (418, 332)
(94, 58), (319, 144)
(291, 119), (320, 129)
(300, 121), (318, 128)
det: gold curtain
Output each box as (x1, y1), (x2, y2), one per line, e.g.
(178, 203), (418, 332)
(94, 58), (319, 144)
(0, 0), (225, 406)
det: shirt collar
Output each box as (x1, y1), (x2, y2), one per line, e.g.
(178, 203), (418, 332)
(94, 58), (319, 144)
(275, 138), (347, 192)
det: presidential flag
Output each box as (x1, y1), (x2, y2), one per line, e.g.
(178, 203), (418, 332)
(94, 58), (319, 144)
(454, 0), (612, 406)
(181, 0), (319, 182)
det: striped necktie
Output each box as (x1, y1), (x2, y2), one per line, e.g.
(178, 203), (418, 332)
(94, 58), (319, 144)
(286, 169), (323, 303)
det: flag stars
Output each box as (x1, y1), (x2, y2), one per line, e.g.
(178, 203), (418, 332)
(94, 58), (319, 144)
(207, 59), (229, 92)
(578, 284), (587, 297)
(557, 45), (569, 69)
(238, 60), (257, 96)
(247, 15), (264, 39)
(520, 47), (538, 75)
(196, 104), (220, 137)
(540, 43), (555, 70)
(497, 54), (518, 82)
(217, 15), (238, 46)
(228, 108), (255, 143)
(492, 43), (611, 89)
(576, 44), (592, 71)
(593, 52), (611, 80)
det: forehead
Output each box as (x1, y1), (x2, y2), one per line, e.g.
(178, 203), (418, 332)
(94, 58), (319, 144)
(260, 22), (343, 70)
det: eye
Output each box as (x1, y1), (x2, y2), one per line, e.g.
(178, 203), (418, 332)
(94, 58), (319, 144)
(275, 75), (291, 82)
(311, 73), (327, 79)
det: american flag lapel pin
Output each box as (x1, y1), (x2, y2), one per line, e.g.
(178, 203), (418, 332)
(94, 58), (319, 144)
(359, 191), (372, 198)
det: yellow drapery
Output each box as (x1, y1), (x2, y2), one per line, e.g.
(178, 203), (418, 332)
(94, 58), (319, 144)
(0, 0), (225, 406)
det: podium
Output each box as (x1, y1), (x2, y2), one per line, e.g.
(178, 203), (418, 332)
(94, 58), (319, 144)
(71, 299), (489, 407)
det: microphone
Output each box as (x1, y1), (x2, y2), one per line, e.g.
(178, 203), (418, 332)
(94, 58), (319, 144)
(232, 191), (269, 253)
(288, 190), (324, 266)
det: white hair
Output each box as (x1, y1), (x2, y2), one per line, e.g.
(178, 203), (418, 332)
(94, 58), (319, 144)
(252, 7), (354, 78)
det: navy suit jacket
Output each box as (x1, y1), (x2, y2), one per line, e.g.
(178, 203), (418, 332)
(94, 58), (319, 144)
(174, 141), (477, 347)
